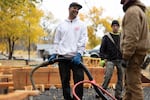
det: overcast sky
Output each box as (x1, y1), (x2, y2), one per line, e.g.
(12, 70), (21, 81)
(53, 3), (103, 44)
(38, 0), (150, 37)
(38, 0), (150, 20)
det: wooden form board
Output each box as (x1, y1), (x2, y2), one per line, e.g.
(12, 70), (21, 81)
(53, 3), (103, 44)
(12, 67), (117, 89)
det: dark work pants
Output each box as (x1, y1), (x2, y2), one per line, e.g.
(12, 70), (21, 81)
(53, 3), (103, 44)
(58, 61), (84, 100)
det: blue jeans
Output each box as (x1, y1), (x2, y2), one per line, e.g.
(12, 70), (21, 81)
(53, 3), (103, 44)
(102, 60), (123, 98)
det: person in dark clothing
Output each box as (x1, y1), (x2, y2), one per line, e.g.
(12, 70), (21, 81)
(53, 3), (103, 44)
(99, 20), (123, 100)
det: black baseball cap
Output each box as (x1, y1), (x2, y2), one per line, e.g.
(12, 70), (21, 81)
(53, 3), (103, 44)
(69, 2), (82, 10)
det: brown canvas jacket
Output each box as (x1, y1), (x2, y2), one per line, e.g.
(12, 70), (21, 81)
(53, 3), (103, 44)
(121, 0), (150, 60)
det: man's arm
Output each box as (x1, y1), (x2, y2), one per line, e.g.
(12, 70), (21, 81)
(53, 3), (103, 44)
(77, 23), (88, 55)
(122, 9), (140, 60)
(52, 25), (61, 54)
(99, 36), (107, 60)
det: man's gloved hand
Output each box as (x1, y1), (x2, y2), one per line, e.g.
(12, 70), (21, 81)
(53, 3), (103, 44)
(100, 60), (105, 67)
(72, 53), (81, 65)
(48, 54), (57, 62)
(121, 59), (129, 68)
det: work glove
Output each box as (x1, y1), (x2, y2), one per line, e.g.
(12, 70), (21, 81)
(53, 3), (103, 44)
(100, 60), (105, 67)
(121, 59), (129, 68)
(72, 53), (81, 65)
(48, 54), (57, 62)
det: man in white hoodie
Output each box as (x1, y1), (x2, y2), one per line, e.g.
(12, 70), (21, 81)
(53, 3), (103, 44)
(48, 2), (88, 100)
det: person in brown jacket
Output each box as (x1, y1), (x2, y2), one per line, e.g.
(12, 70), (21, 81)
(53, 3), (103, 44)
(120, 0), (150, 100)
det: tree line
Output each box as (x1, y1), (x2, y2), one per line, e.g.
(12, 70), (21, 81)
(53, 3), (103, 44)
(0, 0), (150, 59)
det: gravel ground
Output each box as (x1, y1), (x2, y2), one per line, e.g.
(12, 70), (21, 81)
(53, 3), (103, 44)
(31, 87), (150, 100)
